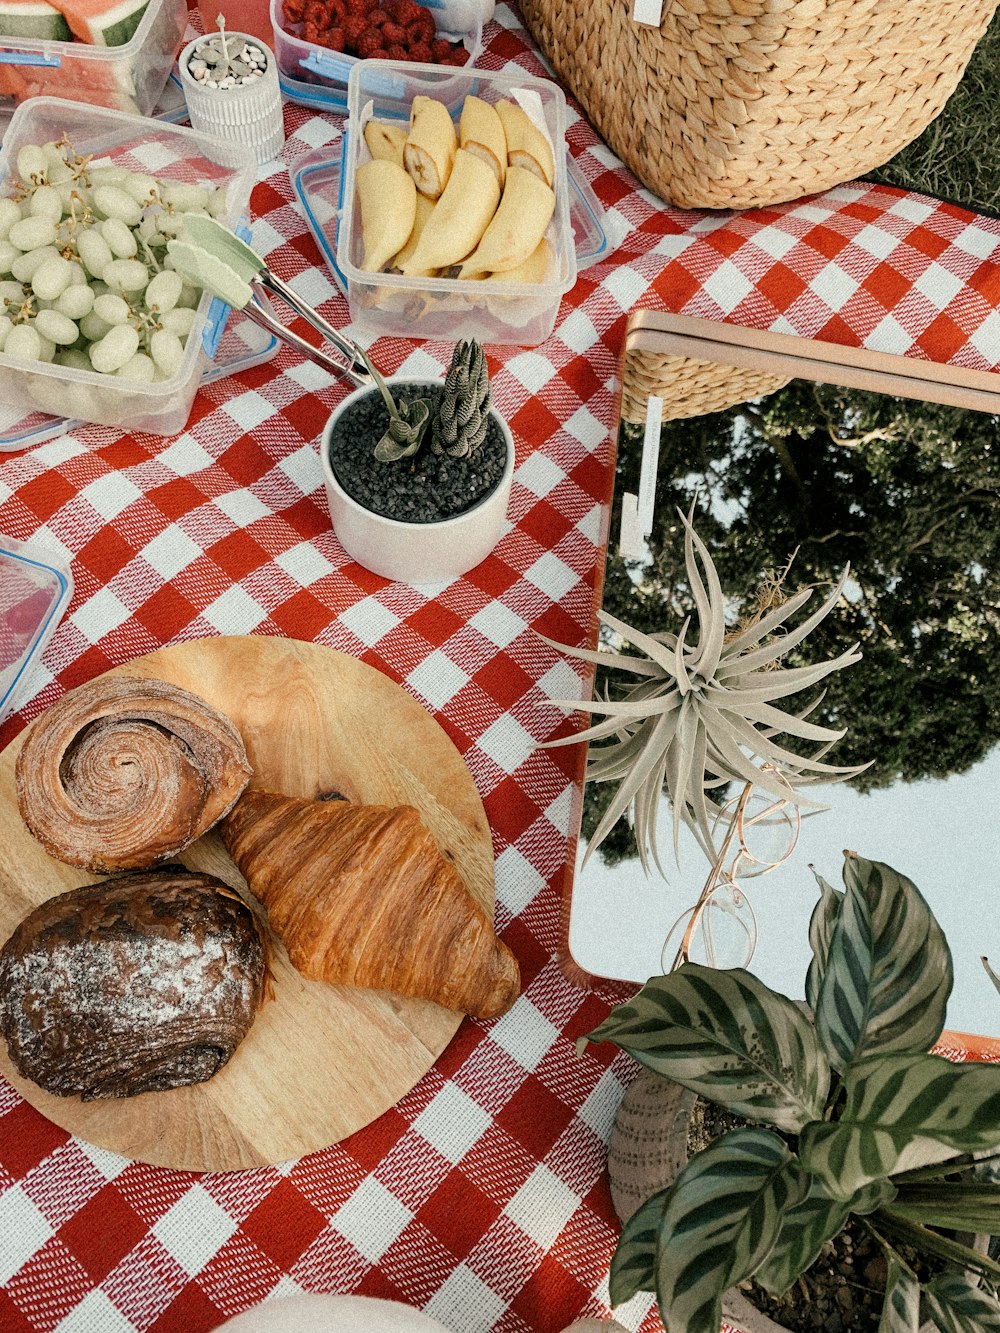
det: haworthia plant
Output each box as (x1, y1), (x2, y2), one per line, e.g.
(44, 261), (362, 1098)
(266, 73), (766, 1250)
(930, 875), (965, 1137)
(587, 855), (1000, 1332)
(431, 339), (491, 459)
(540, 506), (869, 873)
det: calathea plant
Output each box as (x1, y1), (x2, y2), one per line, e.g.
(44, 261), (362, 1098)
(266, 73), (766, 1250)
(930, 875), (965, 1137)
(584, 854), (1000, 1333)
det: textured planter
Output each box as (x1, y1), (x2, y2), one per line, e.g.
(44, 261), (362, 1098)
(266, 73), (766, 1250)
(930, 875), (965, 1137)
(319, 376), (514, 585)
(608, 1069), (991, 1333)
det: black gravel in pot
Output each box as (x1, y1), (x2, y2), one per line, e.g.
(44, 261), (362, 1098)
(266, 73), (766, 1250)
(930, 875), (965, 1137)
(327, 384), (508, 525)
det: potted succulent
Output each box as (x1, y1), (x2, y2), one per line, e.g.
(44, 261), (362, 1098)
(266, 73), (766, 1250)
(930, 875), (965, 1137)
(320, 338), (514, 584)
(583, 853), (1000, 1333)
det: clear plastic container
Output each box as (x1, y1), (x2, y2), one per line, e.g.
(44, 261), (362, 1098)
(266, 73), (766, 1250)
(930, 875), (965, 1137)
(327, 60), (596, 347)
(0, 535), (73, 725)
(271, 0), (482, 114)
(0, 0), (186, 117)
(0, 98), (257, 437)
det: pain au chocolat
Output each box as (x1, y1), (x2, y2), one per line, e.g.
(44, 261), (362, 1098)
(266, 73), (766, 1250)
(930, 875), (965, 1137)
(15, 675), (252, 873)
(0, 868), (267, 1100)
(221, 789), (520, 1020)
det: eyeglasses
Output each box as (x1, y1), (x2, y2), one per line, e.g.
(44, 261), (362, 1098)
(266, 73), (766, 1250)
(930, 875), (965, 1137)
(660, 767), (800, 972)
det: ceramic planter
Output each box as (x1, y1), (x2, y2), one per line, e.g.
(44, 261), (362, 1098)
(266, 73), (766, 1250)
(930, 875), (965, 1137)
(319, 377), (515, 585)
(608, 1069), (991, 1333)
(214, 1294), (452, 1330)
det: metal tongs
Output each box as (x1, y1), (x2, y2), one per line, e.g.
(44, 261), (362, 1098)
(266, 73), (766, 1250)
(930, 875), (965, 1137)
(168, 214), (371, 387)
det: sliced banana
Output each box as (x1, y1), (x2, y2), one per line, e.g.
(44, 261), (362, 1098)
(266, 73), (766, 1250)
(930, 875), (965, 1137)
(364, 120), (408, 170)
(495, 99), (555, 187)
(404, 96), (458, 200)
(459, 96), (507, 191)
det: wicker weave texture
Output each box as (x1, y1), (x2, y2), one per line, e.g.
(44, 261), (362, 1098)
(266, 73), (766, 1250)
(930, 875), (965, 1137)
(621, 349), (789, 424)
(519, 0), (999, 209)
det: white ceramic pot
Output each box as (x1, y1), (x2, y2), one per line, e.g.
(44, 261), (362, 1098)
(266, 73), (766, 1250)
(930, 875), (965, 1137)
(213, 1293), (452, 1331)
(319, 378), (515, 585)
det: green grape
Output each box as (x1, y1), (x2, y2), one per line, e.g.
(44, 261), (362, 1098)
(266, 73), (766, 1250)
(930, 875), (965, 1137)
(103, 258), (148, 296)
(149, 328), (184, 376)
(93, 293), (130, 325)
(8, 216), (58, 252)
(32, 256), (74, 301)
(35, 308), (78, 345)
(89, 324), (139, 373)
(101, 217), (138, 259)
(145, 270), (182, 313)
(5, 323), (42, 360)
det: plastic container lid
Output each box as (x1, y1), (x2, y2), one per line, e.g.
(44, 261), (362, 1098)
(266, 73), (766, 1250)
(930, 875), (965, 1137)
(0, 536), (73, 725)
(290, 131), (608, 299)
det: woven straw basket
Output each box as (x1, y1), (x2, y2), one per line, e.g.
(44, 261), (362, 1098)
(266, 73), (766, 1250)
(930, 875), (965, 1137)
(620, 348), (789, 424)
(519, 0), (999, 209)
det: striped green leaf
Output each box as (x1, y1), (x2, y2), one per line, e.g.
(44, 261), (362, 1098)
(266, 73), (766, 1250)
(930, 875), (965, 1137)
(608, 1187), (666, 1307)
(754, 1176), (897, 1296)
(814, 855), (952, 1071)
(583, 965), (830, 1132)
(878, 1256), (920, 1333)
(886, 1182), (1000, 1233)
(655, 1128), (810, 1333)
(921, 1273), (1000, 1331)
(805, 870), (841, 1011)
(798, 1052), (1000, 1199)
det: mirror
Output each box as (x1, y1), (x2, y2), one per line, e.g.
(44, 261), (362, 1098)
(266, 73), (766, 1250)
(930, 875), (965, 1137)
(563, 313), (1000, 1037)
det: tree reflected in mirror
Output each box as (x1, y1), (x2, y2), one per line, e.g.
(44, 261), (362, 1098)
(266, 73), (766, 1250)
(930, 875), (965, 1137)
(581, 383), (1000, 865)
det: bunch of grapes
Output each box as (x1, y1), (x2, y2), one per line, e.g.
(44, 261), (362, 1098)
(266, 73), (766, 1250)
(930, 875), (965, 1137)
(281, 0), (470, 66)
(0, 136), (223, 383)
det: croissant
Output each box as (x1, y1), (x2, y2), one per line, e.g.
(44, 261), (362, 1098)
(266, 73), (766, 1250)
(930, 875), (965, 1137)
(0, 867), (267, 1100)
(221, 790), (520, 1019)
(16, 675), (252, 873)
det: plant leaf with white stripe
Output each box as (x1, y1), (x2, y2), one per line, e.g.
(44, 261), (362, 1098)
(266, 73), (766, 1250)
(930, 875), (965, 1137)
(805, 870), (842, 1011)
(921, 1272), (1000, 1331)
(798, 1052), (1000, 1199)
(655, 1129), (810, 1333)
(814, 855), (952, 1072)
(583, 965), (830, 1132)
(878, 1255), (920, 1333)
(753, 1174), (895, 1297)
(608, 1187), (666, 1307)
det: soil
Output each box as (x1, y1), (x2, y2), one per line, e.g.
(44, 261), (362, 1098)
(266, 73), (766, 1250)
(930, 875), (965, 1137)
(327, 383), (507, 525)
(685, 1102), (935, 1333)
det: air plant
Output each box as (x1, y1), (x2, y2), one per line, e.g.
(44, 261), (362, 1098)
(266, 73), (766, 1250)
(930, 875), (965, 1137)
(541, 506), (869, 873)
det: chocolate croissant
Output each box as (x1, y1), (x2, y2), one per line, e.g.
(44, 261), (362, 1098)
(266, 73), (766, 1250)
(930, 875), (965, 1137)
(0, 868), (267, 1100)
(16, 675), (252, 873)
(221, 790), (520, 1019)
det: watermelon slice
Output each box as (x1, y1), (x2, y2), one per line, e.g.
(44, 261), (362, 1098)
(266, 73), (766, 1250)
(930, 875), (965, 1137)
(55, 0), (148, 45)
(0, 0), (71, 40)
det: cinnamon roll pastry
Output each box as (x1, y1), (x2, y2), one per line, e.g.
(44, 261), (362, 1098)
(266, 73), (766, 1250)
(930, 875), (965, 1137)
(15, 676), (252, 873)
(222, 789), (520, 1020)
(0, 868), (267, 1100)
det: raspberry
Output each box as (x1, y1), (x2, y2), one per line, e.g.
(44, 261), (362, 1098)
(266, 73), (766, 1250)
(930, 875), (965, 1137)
(323, 24), (345, 46)
(301, 19), (320, 39)
(344, 0), (370, 13)
(391, 0), (421, 23)
(355, 27), (385, 56)
(406, 10), (434, 40)
(305, 2), (328, 26)
(380, 18), (404, 40)
(431, 36), (451, 59)
(368, 5), (390, 23)
(444, 46), (468, 63)
(341, 12), (366, 42)
(406, 39), (432, 61)
(385, 40), (407, 58)
(283, 0), (306, 21)
(327, 0), (346, 15)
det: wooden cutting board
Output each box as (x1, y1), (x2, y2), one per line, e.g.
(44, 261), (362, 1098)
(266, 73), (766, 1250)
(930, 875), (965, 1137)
(0, 636), (496, 1172)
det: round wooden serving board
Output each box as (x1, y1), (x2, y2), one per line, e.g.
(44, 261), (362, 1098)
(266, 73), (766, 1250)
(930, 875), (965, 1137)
(0, 636), (496, 1172)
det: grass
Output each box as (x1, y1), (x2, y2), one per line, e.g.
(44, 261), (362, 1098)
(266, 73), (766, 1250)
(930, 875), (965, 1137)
(863, 8), (1000, 214)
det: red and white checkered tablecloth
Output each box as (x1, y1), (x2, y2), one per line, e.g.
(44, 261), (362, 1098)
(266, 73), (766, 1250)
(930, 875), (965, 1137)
(1, 5), (1000, 1332)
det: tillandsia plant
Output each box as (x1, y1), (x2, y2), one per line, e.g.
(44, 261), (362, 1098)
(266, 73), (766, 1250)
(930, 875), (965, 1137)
(542, 506), (869, 873)
(583, 854), (1000, 1333)
(431, 339), (491, 459)
(985, 957), (1000, 998)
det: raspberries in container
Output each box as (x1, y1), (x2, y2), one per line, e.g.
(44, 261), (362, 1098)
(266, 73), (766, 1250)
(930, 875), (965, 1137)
(280, 0), (471, 65)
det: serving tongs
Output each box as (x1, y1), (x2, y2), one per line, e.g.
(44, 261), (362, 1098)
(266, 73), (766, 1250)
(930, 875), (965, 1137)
(168, 214), (371, 387)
